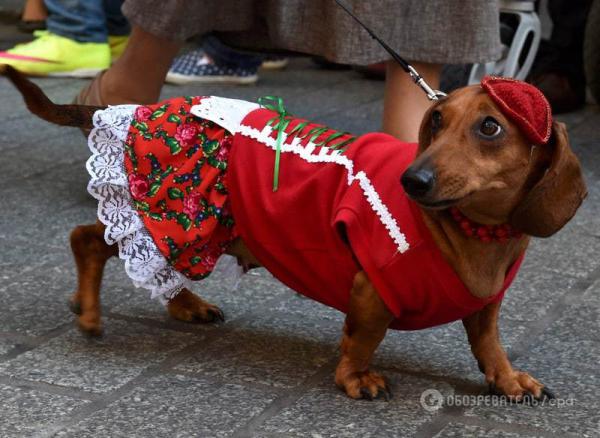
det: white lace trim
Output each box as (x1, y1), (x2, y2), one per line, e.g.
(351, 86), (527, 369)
(86, 105), (192, 301)
(237, 124), (410, 253)
(190, 97), (260, 134)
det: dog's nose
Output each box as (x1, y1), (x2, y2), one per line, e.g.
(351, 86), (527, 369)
(401, 166), (435, 198)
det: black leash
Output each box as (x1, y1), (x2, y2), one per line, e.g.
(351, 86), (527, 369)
(334, 0), (446, 101)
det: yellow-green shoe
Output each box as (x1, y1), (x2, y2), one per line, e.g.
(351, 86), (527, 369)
(108, 35), (129, 62)
(0, 31), (110, 77)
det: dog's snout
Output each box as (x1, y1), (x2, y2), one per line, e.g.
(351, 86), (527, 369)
(401, 166), (435, 198)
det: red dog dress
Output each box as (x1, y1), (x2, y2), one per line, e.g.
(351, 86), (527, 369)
(87, 77), (549, 328)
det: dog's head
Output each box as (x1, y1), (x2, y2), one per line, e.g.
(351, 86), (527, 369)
(400, 81), (587, 237)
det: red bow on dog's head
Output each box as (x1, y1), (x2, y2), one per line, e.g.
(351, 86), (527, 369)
(481, 76), (553, 145)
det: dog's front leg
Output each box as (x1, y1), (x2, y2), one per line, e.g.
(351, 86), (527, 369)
(463, 301), (554, 401)
(335, 271), (394, 400)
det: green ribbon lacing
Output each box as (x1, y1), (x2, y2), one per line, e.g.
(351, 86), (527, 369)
(258, 96), (356, 191)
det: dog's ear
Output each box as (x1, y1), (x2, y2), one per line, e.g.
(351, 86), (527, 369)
(510, 121), (587, 237)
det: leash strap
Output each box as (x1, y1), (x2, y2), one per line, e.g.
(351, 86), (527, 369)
(334, 0), (447, 101)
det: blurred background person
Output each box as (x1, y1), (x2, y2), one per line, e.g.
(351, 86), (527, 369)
(0, 0), (129, 77)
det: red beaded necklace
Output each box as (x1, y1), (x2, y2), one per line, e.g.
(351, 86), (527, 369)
(449, 207), (522, 243)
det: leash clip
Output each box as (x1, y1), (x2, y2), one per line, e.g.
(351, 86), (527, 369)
(407, 65), (447, 101)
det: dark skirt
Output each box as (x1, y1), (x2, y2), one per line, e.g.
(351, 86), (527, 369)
(122, 0), (501, 64)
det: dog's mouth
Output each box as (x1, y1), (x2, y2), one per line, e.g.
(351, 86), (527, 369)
(414, 197), (461, 209)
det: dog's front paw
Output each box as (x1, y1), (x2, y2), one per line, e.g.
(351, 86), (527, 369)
(167, 289), (225, 324)
(77, 314), (103, 337)
(336, 370), (391, 401)
(489, 370), (555, 402)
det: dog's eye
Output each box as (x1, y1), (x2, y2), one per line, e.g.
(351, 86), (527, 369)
(431, 110), (442, 133)
(479, 117), (502, 138)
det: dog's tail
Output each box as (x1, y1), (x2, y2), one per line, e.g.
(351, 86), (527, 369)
(0, 64), (104, 130)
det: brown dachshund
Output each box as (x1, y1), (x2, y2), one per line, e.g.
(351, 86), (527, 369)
(2, 65), (586, 402)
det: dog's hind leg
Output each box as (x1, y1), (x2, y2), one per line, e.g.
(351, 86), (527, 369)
(69, 220), (116, 336)
(167, 288), (225, 323)
(463, 301), (555, 401)
(335, 271), (394, 400)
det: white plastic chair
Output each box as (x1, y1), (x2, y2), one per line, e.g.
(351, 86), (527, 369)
(468, 0), (541, 84)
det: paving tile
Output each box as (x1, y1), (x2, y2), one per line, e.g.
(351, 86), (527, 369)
(173, 307), (340, 389)
(525, 220), (600, 279)
(374, 319), (528, 385)
(0, 259), (82, 336)
(434, 422), (545, 437)
(527, 281), (600, 344)
(568, 106), (600, 144)
(255, 372), (444, 438)
(0, 318), (198, 393)
(0, 339), (16, 356)
(54, 374), (276, 438)
(500, 265), (579, 322)
(0, 382), (90, 438)
(0, 177), (91, 242)
(0, 248), (133, 336)
(464, 289), (600, 437)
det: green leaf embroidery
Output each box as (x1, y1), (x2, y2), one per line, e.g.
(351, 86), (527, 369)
(134, 200), (150, 211)
(149, 104), (169, 120)
(177, 213), (193, 231)
(189, 256), (202, 266)
(167, 187), (185, 200)
(202, 139), (219, 155)
(165, 137), (182, 155)
(147, 181), (162, 197)
(131, 120), (148, 132)
(147, 212), (163, 221)
(207, 156), (227, 170)
(167, 113), (182, 125)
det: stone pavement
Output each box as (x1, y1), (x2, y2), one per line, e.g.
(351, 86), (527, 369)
(1, 31), (600, 438)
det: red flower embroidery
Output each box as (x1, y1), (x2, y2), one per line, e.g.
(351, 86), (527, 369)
(175, 123), (199, 146)
(201, 253), (218, 268)
(215, 146), (229, 161)
(135, 106), (153, 122)
(183, 192), (203, 218)
(221, 136), (232, 148)
(128, 173), (149, 200)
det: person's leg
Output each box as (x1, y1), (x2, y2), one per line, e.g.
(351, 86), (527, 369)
(22, 0), (47, 22)
(104, 0), (130, 36)
(382, 61), (442, 143)
(0, 0), (111, 76)
(103, 0), (130, 61)
(91, 25), (182, 104)
(166, 35), (261, 85)
(19, 0), (48, 33)
(46, 0), (108, 43)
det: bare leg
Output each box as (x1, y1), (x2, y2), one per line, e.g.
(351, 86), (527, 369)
(99, 26), (182, 104)
(383, 60), (442, 143)
(463, 301), (554, 400)
(69, 221), (117, 336)
(22, 0), (47, 21)
(335, 271), (394, 400)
